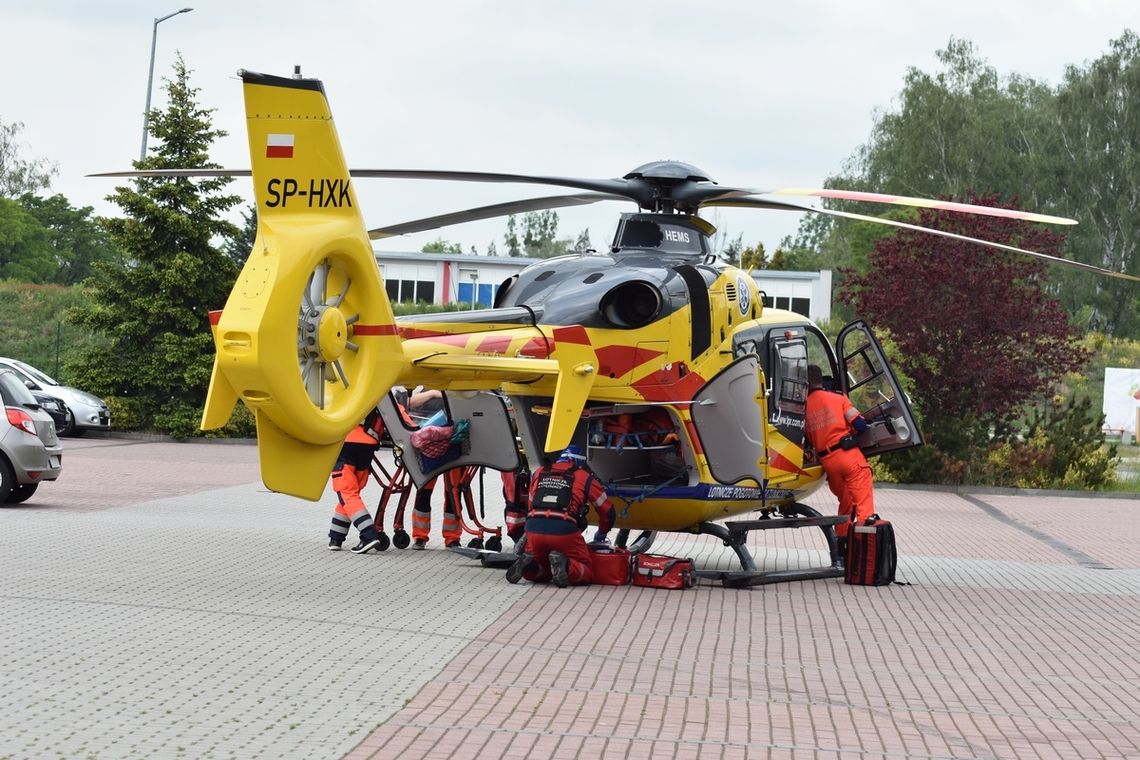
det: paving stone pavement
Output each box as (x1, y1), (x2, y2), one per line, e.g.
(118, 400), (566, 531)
(0, 439), (526, 760)
(2, 438), (1138, 759)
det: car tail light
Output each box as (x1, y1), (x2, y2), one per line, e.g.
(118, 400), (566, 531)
(5, 406), (38, 435)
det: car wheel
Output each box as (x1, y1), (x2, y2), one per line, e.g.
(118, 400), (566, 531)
(61, 409), (77, 437)
(5, 482), (38, 504)
(0, 457), (14, 503)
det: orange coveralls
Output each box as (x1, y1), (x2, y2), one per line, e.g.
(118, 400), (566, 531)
(804, 388), (874, 539)
(411, 469), (464, 546)
(328, 419), (385, 547)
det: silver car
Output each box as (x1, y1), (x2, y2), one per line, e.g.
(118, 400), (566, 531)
(1, 368), (63, 504)
(0, 357), (110, 437)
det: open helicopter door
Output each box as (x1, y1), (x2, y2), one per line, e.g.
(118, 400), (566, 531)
(377, 390), (521, 487)
(690, 355), (767, 485)
(836, 321), (924, 457)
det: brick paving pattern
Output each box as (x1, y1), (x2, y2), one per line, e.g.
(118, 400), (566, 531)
(2, 438), (1138, 759)
(351, 488), (1140, 760)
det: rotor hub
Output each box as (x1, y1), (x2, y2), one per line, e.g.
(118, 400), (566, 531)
(299, 304), (348, 363)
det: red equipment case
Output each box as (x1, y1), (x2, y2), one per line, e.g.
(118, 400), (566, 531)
(845, 515), (897, 586)
(588, 545), (632, 585)
(632, 553), (697, 589)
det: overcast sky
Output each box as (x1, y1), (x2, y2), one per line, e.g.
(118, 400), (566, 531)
(4, 2), (1135, 255)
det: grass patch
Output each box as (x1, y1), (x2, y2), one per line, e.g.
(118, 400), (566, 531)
(1112, 442), (1140, 492)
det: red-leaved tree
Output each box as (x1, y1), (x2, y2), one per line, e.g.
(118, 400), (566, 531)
(839, 193), (1088, 480)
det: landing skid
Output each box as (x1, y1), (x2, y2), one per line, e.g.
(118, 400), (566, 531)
(695, 502), (847, 588)
(449, 503), (847, 587)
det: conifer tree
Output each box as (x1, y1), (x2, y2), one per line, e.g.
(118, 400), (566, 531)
(69, 55), (241, 436)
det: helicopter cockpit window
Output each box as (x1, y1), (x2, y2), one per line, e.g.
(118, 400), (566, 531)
(619, 220), (703, 254)
(620, 220), (663, 248)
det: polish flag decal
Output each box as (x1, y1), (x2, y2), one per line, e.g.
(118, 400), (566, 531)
(266, 133), (295, 159)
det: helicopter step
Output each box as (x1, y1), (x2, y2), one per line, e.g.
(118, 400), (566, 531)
(695, 503), (848, 588)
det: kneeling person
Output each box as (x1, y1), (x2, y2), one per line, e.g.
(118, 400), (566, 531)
(507, 445), (615, 588)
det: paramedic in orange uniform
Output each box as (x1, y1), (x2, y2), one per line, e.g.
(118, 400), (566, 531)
(327, 408), (387, 554)
(803, 364), (874, 563)
(505, 445), (615, 588)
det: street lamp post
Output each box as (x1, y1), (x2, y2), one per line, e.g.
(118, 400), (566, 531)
(139, 7), (193, 163)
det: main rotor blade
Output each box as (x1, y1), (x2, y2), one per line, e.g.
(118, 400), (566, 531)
(706, 197), (1139, 282)
(346, 169), (632, 196)
(765, 188), (1077, 226)
(368, 192), (629, 239)
(90, 167), (637, 195)
(88, 169), (252, 177)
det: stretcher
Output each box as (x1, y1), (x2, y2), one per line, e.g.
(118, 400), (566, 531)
(369, 453), (503, 552)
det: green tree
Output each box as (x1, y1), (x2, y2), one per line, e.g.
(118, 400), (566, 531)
(739, 241), (766, 270)
(791, 35), (1140, 338)
(848, 38), (1055, 202)
(574, 228), (592, 251)
(1050, 31), (1140, 336)
(977, 396), (1117, 490)
(767, 248), (788, 270)
(504, 215), (521, 257)
(19, 194), (123, 285)
(421, 237), (462, 254)
(0, 197), (54, 281)
(787, 38), (1062, 317)
(719, 232), (744, 266)
(67, 56), (241, 437)
(223, 203), (257, 266)
(520, 210), (572, 258)
(841, 196), (1088, 484)
(0, 119), (57, 197)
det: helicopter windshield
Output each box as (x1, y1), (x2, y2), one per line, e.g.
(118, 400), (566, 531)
(617, 219), (706, 255)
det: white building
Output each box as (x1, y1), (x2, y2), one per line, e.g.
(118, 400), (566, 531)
(374, 250), (833, 320)
(751, 268), (833, 323)
(375, 251), (526, 307)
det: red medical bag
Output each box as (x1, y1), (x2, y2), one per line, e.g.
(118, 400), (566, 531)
(588, 545), (632, 586)
(845, 515), (897, 586)
(632, 553), (697, 589)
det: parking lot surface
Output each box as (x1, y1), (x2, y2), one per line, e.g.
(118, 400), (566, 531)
(2, 437), (1137, 759)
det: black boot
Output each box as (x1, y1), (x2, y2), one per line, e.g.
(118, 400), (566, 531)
(835, 537), (848, 569)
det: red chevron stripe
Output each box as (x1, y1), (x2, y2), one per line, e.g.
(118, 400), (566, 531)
(552, 325), (590, 345)
(352, 324), (398, 336)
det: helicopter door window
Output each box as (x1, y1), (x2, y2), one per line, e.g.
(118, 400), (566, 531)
(836, 320), (924, 456)
(841, 327), (896, 414)
(803, 326), (838, 390)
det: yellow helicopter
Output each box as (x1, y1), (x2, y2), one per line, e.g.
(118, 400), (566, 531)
(101, 70), (1137, 586)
